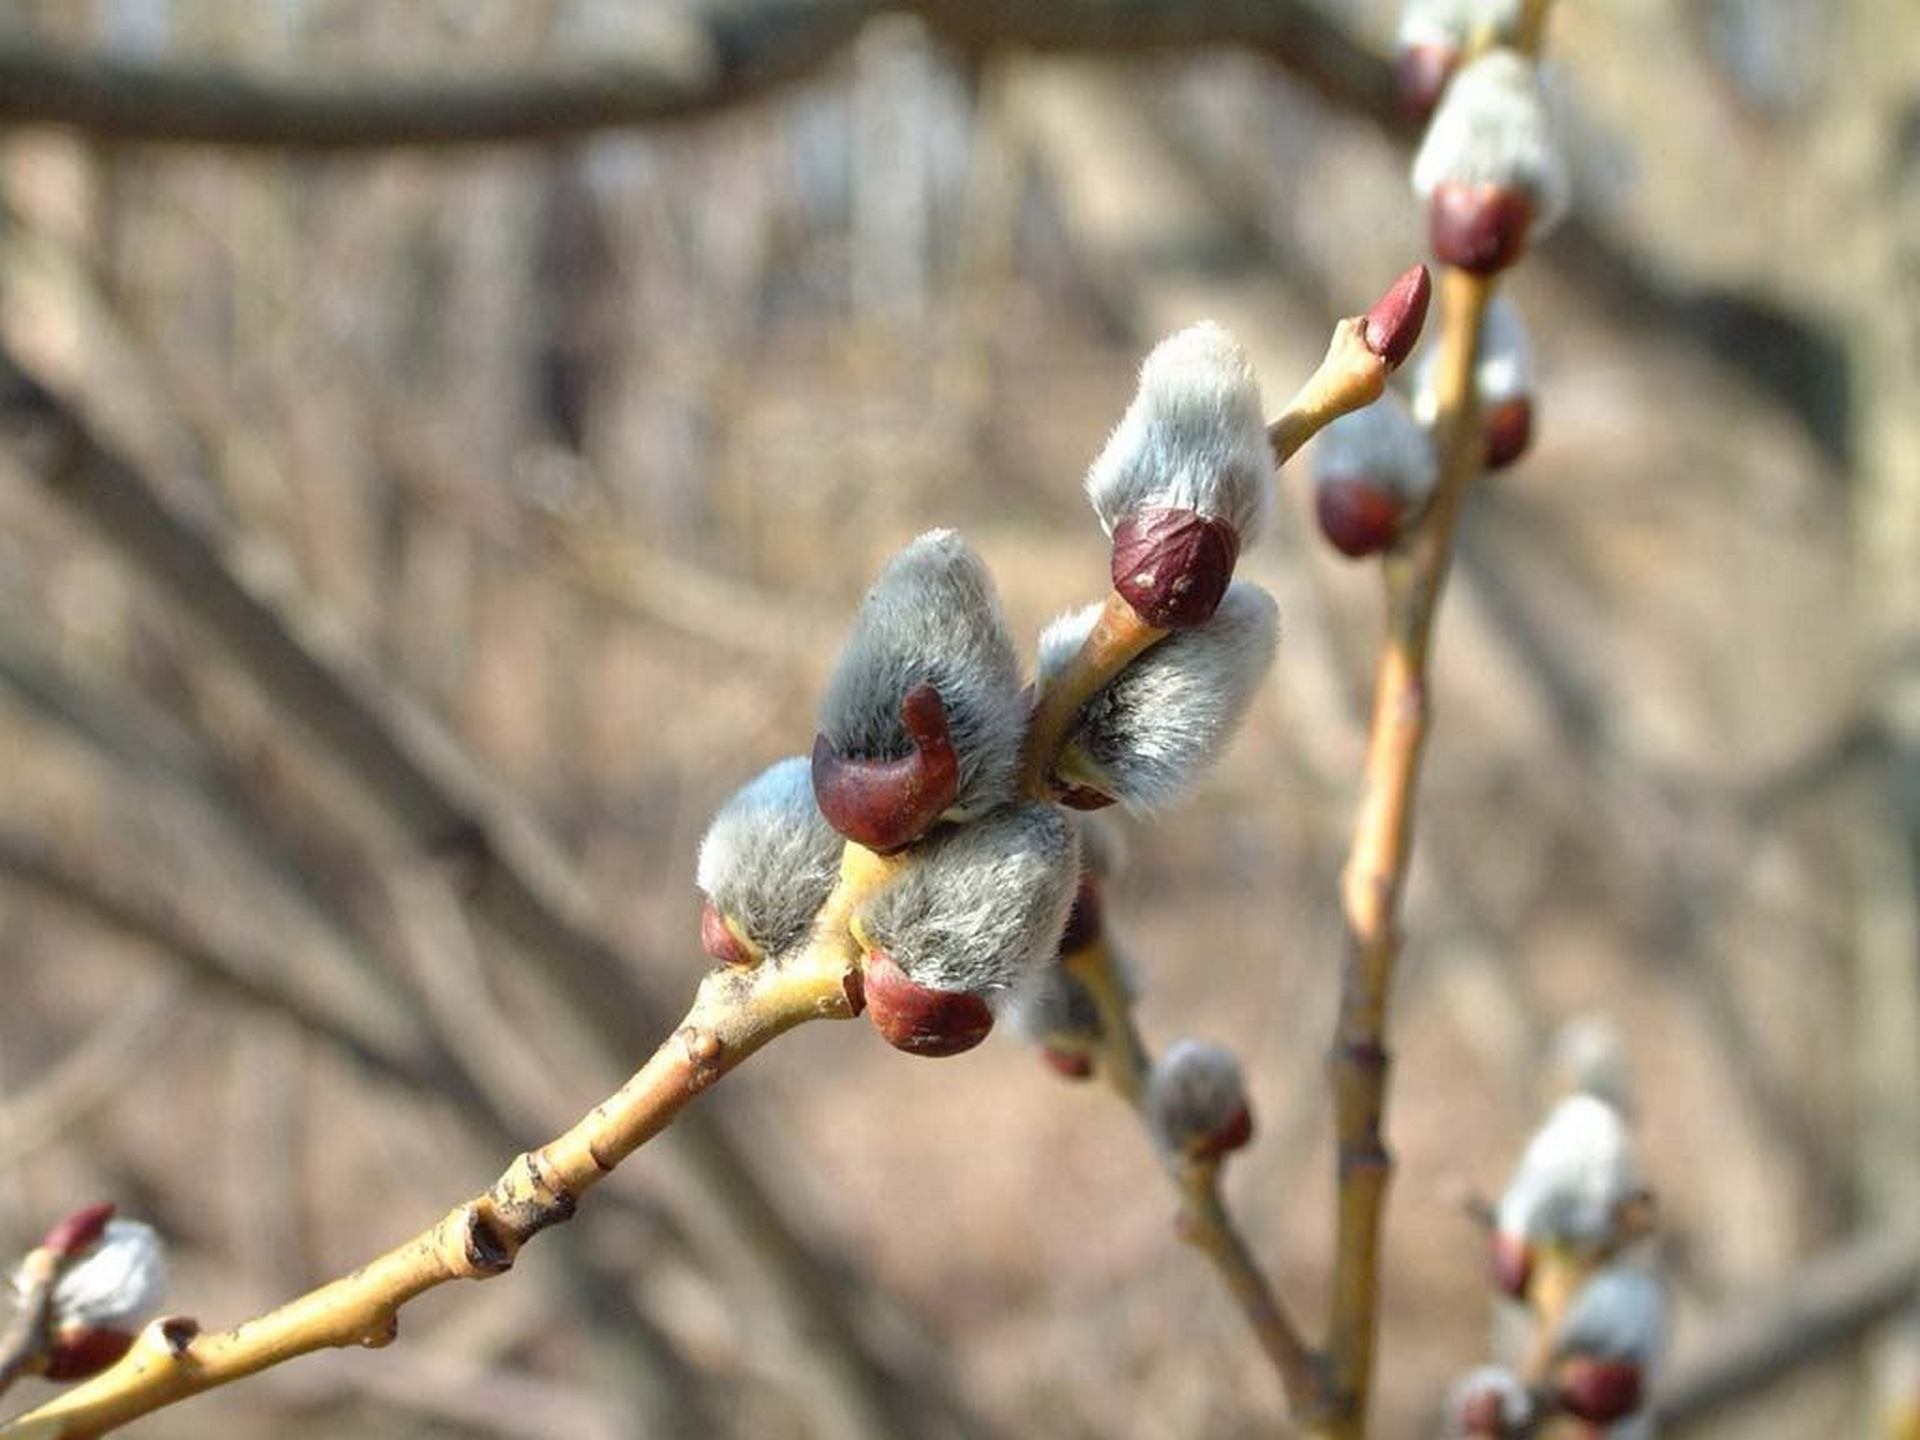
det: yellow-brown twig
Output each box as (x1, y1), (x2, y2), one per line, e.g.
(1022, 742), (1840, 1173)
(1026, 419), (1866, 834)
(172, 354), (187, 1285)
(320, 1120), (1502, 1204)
(1315, 264), (1497, 1440)
(0, 946), (860, 1440)
(1266, 317), (1395, 467)
(1020, 591), (1168, 798)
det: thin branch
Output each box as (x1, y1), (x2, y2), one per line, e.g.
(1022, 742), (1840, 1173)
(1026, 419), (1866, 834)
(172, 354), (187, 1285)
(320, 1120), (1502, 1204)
(1653, 1227), (1920, 1429)
(0, 949), (860, 1440)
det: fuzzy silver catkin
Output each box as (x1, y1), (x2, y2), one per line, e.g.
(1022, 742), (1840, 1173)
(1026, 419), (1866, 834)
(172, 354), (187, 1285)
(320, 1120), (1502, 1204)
(43, 1220), (167, 1331)
(1146, 1039), (1247, 1153)
(856, 804), (1078, 997)
(696, 757), (842, 960)
(1443, 1366), (1533, 1436)
(1398, 0), (1523, 49)
(1312, 390), (1438, 503)
(1412, 49), (1571, 236)
(817, 530), (1025, 818)
(1554, 1265), (1666, 1366)
(1496, 1092), (1643, 1250)
(999, 960), (1102, 1044)
(1036, 582), (1278, 812)
(1085, 322), (1271, 544)
(1413, 296), (1534, 425)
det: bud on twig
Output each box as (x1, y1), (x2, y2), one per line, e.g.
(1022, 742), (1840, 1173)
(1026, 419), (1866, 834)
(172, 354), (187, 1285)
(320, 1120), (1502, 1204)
(697, 757), (843, 964)
(1147, 1040), (1254, 1162)
(1413, 50), (1570, 274)
(37, 1219), (168, 1382)
(1493, 1093), (1643, 1294)
(1087, 324), (1271, 628)
(1444, 1365), (1533, 1437)
(1418, 295), (1537, 470)
(1551, 1265), (1664, 1424)
(854, 805), (1078, 1057)
(1395, 0), (1527, 120)
(1311, 391), (1438, 558)
(1034, 582), (1278, 812)
(815, 531), (1025, 848)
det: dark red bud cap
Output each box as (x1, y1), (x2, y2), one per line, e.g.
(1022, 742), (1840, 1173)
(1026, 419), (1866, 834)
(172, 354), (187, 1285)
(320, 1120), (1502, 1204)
(812, 683), (960, 853)
(43, 1325), (134, 1382)
(1483, 395), (1534, 470)
(1041, 1047), (1096, 1081)
(1556, 1357), (1644, 1424)
(862, 950), (994, 1058)
(1193, 1104), (1255, 1161)
(1058, 876), (1104, 954)
(1110, 507), (1240, 629)
(1429, 183), (1533, 275)
(1056, 784), (1117, 812)
(1315, 475), (1405, 559)
(1395, 44), (1460, 124)
(41, 1202), (115, 1259)
(699, 902), (754, 967)
(1362, 265), (1433, 370)
(1489, 1232), (1533, 1299)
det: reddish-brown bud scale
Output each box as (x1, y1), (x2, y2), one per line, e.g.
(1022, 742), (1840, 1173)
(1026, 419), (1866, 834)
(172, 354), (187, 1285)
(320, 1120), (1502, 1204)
(1316, 476), (1405, 558)
(1489, 1232), (1534, 1299)
(1362, 264), (1433, 370)
(43, 1326), (135, 1381)
(812, 683), (960, 853)
(1058, 876), (1104, 954)
(1429, 182), (1533, 275)
(699, 902), (754, 967)
(1110, 508), (1239, 629)
(41, 1202), (115, 1258)
(1483, 395), (1534, 470)
(1556, 1357), (1644, 1424)
(1056, 784), (1117, 812)
(861, 950), (994, 1058)
(1193, 1104), (1254, 1161)
(1041, 1047), (1096, 1081)
(1395, 45), (1459, 124)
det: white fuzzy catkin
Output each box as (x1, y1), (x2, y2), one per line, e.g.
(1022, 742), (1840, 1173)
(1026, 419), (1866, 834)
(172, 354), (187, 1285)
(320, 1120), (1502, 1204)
(697, 757), (843, 960)
(817, 530), (1025, 817)
(856, 805), (1078, 997)
(1415, 295), (1534, 426)
(1496, 1093), (1643, 1251)
(45, 1220), (167, 1331)
(1555, 1265), (1666, 1366)
(1146, 1039), (1248, 1154)
(1444, 1366), (1534, 1436)
(999, 960), (1102, 1044)
(1312, 391), (1438, 503)
(1412, 49), (1571, 237)
(1084, 322), (1272, 544)
(1398, 0), (1523, 49)
(1036, 582), (1278, 812)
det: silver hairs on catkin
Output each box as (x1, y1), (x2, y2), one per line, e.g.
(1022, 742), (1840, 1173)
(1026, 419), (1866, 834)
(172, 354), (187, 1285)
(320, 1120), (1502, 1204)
(697, 757), (843, 959)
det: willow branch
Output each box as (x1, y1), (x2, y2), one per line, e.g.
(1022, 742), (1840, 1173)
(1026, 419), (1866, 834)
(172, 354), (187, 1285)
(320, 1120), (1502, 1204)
(0, 951), (859, 1440)
(1317, 264), (1497, 1440)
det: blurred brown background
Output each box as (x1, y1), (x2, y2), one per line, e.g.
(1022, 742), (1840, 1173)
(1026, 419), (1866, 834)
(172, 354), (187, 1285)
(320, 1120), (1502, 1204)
(1, 1), (1916, 1436)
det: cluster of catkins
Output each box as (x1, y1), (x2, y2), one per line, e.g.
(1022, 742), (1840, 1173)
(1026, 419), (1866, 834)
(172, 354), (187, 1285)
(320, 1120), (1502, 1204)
(1312, 1), (1567, 560)
(4, 1203), (167, 1384)
(1445, 1035), (1665, 1438)
(695, 322), (1277, 1125)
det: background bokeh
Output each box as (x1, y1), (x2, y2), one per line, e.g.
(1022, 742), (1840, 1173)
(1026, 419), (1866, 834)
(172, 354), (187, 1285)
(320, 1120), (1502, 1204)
(1, 1), (1915, 1436)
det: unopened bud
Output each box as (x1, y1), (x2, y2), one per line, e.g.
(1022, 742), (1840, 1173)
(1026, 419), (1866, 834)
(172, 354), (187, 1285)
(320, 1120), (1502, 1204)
(1362, 265), (1433, 370)
(1412, 50), (1569, 274)
(1147, 1040), (1253, 1161)
(861, 948), (996, 1058)
(1413, 294), (1536, 469)
(37, 1219), (168, 1380)
(1312, 391), (1436, 558)
(1035, 583), (1277, 812)
(1087, 323), (1271, 628)
(697, 756), (842, 964)
(1395, 0), (1526, 120)
(1555, 1357), (1644, 1425)
(1496, 1093), (1642, 1254)
(816, 530), (1025, 835)
(1445, 1365), (1532, 1437)
(1552, 1264), (1664, 1424)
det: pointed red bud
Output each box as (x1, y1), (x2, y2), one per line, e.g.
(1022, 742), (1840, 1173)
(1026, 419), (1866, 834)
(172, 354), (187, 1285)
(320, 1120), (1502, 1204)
(41, 1202), (116, 1259)
(1395, 44), (1460, 124)
(1556, 1357), (1644, 1424)
(699, 902), (755, 967)
(42, 1325), (135, 1381)
(1489, 1231), (1534, 1299)
(1483, 395), (1534, 470)
(811, 683), (959, 853)
(1429, 182), (1533, 275)
(1316, 475), (1406, 558)
(1110, 507), (1240, 629)
(862, 949), (994, 1058)
(1041, 1047), (1096, 1081)
(1362, 265), (1433, 370)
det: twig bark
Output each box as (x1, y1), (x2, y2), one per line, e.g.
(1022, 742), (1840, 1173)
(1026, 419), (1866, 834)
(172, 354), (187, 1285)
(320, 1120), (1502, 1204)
(0, 950), (859, 1440)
